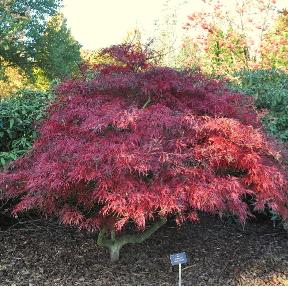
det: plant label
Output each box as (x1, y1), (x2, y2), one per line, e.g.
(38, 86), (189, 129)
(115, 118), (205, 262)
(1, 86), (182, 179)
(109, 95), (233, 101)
(170, 252), (187, 266)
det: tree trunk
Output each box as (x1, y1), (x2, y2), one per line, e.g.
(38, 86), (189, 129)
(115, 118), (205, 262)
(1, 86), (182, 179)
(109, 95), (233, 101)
(109, 244), (121, 262)
(97, 217), (167, 262)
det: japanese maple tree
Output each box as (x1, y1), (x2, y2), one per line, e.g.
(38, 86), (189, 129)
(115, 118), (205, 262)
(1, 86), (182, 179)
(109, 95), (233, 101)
(1, 44), (288, 262)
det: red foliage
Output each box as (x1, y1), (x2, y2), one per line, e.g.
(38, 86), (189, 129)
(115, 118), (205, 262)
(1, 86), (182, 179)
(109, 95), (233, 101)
(81, 44), (152, 75)
(1, 44), (288, 232)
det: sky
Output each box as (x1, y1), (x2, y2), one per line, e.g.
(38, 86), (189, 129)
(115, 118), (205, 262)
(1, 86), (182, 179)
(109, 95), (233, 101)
(62, 0), (170, 50)
(62, 0), (288, 51)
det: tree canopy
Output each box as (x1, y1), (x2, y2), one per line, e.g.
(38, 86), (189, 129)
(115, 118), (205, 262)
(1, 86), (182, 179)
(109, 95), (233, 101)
(1, 45), (288, 261)
(0, 0), (81, 80)
(35, 13), (81, 80)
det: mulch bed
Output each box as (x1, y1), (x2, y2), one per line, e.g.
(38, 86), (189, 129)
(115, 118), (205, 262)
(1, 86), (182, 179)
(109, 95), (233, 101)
(0, 214), (287, 286)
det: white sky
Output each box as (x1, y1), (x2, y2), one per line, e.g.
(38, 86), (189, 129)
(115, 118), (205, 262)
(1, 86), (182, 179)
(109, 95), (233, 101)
(62, 0), (288, 51)
(62, 0), (168, 50)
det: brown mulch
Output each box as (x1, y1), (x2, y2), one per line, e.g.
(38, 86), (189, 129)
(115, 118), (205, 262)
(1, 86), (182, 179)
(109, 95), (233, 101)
(0, 214), (287, 286)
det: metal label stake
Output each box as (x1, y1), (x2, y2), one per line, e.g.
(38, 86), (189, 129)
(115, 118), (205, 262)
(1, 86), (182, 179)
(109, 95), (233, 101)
(179, 263), (182, 286)
(170, 252), (188, 286)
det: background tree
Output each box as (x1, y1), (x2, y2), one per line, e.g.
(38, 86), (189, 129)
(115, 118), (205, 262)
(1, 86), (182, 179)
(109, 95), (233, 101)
(174, 37), (201, 70)
(0, 0), (81, 81)
(0, 0), (61, 76)
(203, 26), (249, 75)
(183, 0), (280, 74)
(123, 27), (143, 48)
(261, 9), (288, 69)
(35, 13), (81, 81)
(0, 61), (28, 97)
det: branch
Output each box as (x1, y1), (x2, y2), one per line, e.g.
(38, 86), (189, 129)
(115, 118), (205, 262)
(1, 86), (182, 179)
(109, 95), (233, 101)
(97, 216), (167, 250)
(97, 227), (110, 247)
(118, 216), (167, 245)
(142, 96), (151, 109)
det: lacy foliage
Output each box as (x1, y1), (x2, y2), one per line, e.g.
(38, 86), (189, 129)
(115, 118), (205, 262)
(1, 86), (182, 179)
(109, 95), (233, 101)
(1, 45), (288, 232)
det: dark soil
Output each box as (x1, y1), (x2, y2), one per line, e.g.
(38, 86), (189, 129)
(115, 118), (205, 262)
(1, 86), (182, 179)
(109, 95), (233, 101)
(0, 214), (287, 286)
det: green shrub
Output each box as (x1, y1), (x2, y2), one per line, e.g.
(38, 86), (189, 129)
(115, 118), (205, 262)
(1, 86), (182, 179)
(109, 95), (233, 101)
(0, 90), (54, 168)
(229, 69), (288, 141)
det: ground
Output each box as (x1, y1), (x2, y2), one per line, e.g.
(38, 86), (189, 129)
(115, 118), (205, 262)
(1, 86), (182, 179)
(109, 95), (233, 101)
(0, 214), (287, 285)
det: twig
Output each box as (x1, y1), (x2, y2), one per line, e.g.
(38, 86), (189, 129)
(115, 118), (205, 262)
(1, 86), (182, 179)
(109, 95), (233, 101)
(142, 96), (151, 109)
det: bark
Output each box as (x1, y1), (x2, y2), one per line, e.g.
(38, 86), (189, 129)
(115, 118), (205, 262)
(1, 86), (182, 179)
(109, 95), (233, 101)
(97, 217), (167, 262)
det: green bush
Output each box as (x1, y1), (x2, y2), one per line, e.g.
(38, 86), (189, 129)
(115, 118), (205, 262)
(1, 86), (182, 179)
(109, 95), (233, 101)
(229, 69), (288, 141)
(0, 90), (54, 168)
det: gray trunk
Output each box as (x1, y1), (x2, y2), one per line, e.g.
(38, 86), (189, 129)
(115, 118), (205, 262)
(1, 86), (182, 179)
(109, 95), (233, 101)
(109, 245), (121, 262)
(97, 217), (167, 262)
